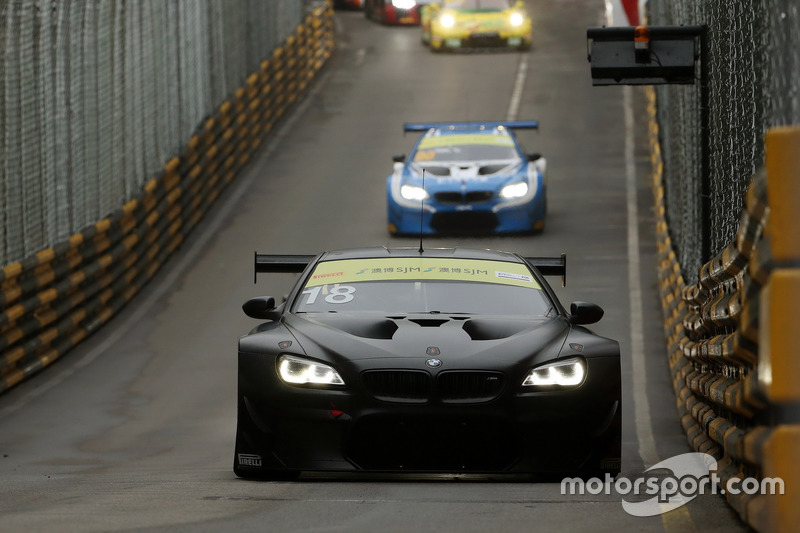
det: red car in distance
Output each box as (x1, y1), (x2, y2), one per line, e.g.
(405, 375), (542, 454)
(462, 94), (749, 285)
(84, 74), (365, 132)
(334, 0), (364, 9)
(364, 0), (424, 25)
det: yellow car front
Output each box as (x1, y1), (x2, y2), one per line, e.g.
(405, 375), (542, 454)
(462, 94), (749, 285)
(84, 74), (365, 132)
(429, 0), (531, 51)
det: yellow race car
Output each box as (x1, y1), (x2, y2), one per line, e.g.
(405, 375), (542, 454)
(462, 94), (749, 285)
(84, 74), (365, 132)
(421, 0), (532, 52)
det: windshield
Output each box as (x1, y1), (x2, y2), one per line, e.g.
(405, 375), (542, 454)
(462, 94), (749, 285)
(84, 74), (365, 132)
(413, 133), (519, 163)
(293, 257), (552, 316)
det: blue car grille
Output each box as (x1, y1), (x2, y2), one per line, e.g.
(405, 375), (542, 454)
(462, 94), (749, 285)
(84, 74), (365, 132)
(434, 191), (494, 204)
(431, 211), (499, 233)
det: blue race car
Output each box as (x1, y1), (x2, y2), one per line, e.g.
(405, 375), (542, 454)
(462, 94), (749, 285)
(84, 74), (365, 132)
(386, 121), (547, 236)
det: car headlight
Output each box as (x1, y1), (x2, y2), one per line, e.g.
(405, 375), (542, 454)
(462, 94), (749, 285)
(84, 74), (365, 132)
(400, 184), (429, 201)
(499, 181), (528, 199)
(439, 13), (455, 28)
(277, 354), (345, 386)
(509, 12), (524, 26)
(392, 0), (416, 8)
(522, 358), (586, 387)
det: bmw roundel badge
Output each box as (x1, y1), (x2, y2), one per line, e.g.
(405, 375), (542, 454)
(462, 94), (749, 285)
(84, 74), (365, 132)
(426, 358), (443, 368)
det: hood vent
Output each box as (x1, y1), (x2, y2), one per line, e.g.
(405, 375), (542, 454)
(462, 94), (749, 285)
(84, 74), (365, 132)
(419, 166), (450, 176)
(409, 318), (449, 328)
(478, 164), (509, 175)
(310, 317), (399, 340)
(462, 318), (536, 341)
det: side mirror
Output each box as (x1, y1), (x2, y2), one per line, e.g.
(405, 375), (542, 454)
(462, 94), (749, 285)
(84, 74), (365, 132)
(527, 152), (542, 161)
(243, 296), (280, 320)
(392, 154), (406, 163)
(569, 301), (604, 325)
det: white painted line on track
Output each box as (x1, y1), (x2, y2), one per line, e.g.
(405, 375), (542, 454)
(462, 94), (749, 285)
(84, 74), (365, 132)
(0, 65), (336, 420)
(506, 54), (528, 121)
(624, 85), (659, 468)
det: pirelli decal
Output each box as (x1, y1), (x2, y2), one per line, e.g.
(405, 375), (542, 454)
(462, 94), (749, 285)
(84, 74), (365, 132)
(306, 258), (541, 289)
(237, 453), (262, 467)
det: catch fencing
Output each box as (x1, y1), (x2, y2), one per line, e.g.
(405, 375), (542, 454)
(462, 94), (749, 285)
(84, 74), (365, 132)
(0, 1), (334, 392)
(646, 0), (799, 282)
(645, 1), (800, 531)
(0, 0), (312, 265)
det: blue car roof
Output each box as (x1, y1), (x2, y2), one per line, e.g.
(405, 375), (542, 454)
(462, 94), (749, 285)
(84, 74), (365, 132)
(404, 121), (538, 132)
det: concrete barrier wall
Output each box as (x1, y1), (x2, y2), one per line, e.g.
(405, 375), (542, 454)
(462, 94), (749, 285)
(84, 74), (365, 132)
(0, 4), (334, 394)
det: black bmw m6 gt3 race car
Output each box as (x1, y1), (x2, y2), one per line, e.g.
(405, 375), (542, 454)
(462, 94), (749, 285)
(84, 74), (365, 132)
(234, 246), (621, 479)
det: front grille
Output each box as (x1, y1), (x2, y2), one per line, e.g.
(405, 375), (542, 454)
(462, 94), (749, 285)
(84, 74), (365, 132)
(434, 191), (494, 204)
(438, 371), (505, 403)
(430, 211), (498, 233)
(362, 370), (431, 403)
(465, 33), (506, 48)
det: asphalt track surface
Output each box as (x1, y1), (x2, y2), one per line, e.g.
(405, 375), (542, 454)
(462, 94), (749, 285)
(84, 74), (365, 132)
(0, 1), (749, 532)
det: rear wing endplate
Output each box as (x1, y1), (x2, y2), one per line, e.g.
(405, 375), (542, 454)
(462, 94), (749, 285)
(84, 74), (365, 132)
(524, 253), (567, 287)
(404, 120), (539, 132)
(254, 253), (314, 283)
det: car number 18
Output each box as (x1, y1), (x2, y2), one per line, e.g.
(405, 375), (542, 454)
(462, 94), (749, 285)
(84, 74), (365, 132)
(302, 285), (356, 305)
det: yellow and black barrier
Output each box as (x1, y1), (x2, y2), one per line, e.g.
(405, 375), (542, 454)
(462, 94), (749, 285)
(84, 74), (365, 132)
(0, 3), (335, 394)
(648, 86), (799, 531)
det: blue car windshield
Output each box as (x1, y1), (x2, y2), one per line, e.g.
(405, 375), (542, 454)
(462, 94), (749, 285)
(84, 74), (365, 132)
(292, 257), (552, 316)
(413, 133), (519, 163)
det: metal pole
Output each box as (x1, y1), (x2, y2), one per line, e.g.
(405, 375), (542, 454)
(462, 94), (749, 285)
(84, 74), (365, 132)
(700, 25), (711, 263)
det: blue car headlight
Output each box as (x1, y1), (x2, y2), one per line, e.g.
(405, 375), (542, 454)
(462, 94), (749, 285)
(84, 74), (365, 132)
(277, 354), (345, 386)
(499, 181), (529, 199)
(400, 185), (429, 201)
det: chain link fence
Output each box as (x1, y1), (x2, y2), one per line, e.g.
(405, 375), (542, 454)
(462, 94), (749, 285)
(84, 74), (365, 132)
(646, 0), (800, 283)
(0, 0), (310, 266)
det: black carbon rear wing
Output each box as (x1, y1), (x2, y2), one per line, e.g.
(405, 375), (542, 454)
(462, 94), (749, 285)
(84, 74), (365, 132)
(254, 253), (315, 282)
(253, 252), (566, 286)
(524, 253), (567, 287)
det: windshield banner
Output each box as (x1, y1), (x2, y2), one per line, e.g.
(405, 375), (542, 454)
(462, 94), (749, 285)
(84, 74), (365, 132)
(306, 258), (541, 289)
